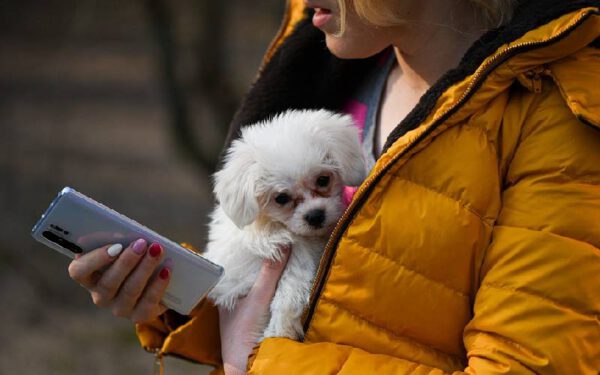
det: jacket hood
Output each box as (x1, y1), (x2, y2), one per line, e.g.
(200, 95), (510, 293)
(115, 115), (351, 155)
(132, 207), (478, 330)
(227, 0), (600, 153)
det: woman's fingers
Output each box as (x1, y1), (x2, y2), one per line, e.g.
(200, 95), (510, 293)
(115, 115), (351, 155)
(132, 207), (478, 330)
(68, 238), (171, 322)
(111, 243), (165, 317)
(131, 266), (171, 324)
(218, 245), (292, 374)
(90, 239), (148, 306)
(68, 243), (122, 288)
(247, 245), (291, 304)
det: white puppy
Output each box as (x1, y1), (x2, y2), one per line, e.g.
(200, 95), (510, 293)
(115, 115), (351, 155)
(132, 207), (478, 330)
(204, 109), (366, 339)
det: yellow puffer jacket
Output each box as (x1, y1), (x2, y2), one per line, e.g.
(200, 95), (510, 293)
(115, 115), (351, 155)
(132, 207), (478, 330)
(137, 0), (600, 373)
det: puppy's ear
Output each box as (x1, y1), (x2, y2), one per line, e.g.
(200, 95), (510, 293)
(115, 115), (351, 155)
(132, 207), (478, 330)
(321, 113), (367, 186)
(213, 140), (259, 229)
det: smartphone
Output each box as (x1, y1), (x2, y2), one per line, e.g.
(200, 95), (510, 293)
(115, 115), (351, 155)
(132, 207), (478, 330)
(31, 187), (223, 315)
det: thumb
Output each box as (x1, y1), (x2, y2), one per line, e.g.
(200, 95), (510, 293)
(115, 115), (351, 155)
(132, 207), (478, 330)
(247, 245), (291, 304)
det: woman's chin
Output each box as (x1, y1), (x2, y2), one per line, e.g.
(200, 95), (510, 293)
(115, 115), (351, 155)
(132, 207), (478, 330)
(325, 35), (386, 59)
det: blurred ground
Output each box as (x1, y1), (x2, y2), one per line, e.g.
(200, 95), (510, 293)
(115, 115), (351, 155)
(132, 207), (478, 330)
(0, 0), (283, 373)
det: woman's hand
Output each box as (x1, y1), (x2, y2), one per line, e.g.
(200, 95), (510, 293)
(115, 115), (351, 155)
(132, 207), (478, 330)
(219, 246), (291, 375)
(67, 239), (171, 323)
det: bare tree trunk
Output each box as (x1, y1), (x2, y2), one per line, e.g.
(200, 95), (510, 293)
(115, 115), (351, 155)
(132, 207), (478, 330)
(145, 0), (236, 173)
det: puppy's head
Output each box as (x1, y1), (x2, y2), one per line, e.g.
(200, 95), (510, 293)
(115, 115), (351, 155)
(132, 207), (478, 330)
(214, 109), (367, 234)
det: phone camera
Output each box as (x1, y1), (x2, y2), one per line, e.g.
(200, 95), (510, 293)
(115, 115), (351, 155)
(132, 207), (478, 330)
(42, 231), (83, 254)
(50, 224), (69, 236)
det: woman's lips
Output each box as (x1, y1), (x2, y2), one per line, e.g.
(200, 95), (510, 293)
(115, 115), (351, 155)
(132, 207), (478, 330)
(312, 8), (332, 28)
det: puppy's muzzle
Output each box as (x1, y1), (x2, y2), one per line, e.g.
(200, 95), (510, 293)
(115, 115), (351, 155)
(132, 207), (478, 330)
(304, 209), (326, 228)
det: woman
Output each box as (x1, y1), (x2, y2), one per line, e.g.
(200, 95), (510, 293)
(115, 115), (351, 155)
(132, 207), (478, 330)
(68, 0), (600, 373)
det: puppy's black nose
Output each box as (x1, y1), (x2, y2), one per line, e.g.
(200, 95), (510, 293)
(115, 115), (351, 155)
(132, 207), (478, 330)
(304, 209), (325, 228)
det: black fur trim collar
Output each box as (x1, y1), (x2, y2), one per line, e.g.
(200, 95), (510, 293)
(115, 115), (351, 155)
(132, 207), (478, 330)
(226, 0), (600, 155)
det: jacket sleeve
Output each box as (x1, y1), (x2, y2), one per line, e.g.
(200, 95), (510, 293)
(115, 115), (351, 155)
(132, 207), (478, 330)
(135, 243), (223, 368)
(247, 85), (600, 374)
(136, 298), (223, 368)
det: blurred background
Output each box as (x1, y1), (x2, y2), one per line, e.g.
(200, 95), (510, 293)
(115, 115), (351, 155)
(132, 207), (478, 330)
(0, 0), (284, 373)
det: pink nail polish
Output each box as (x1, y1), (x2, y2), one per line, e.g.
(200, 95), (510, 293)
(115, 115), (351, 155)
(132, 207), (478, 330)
(132, 238), (147, 255)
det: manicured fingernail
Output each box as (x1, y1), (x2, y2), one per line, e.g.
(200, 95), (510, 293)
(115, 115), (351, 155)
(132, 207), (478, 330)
(148, 243), (162, 258)
(159, 267), (170, 280)
(276, 245), (291, 260)
(132, 238), (147, 255)
(107, 243), (124, 257)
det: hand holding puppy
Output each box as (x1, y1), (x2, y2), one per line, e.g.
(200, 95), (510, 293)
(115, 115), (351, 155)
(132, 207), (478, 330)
(219, 246), (291, 375)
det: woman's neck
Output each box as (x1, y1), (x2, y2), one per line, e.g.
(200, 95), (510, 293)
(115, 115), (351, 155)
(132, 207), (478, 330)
(391, 1), (489, 91)
(376, 1), (489, 153)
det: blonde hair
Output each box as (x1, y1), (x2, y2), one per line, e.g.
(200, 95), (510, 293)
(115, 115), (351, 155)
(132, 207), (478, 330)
(346, 0), (516, 29)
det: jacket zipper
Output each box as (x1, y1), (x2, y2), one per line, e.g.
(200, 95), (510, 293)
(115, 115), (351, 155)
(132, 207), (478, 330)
(152, 348), (164, 375)
(301, 8), (597, 335)
(525, 65), (551, 93)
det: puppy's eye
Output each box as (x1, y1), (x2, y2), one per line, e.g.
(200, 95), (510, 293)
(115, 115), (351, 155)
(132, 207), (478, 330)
(316, 175), (330, 187)
(274, 193), (291, 205)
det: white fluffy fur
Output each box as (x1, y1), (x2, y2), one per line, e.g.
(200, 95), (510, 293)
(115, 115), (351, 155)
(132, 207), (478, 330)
(204, 109), (366, 339)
